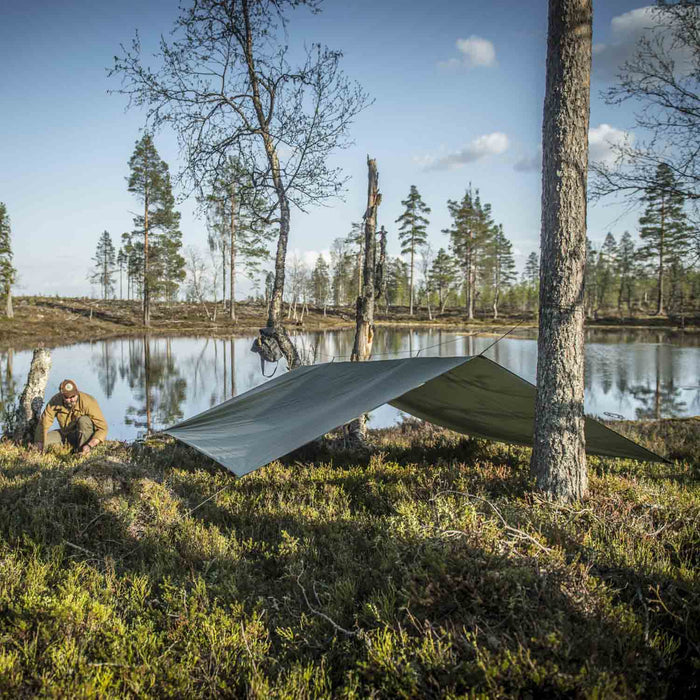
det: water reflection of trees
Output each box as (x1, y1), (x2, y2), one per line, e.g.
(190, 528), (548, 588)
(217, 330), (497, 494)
(92, 340), (118, 397)
(629, 346), (686, 419)
(120, 337), (187, 433)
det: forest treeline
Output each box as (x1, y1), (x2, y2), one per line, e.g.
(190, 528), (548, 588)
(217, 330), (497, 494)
(83, 154), (698, 323)
(1, 142), (698, 325)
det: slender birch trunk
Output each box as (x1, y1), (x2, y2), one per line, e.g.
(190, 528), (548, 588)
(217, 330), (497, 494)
(230, 185), (237, 323)
(5, 285), (12, 319)
(531, 0), (592, 501)
(13, 348), (51, 444)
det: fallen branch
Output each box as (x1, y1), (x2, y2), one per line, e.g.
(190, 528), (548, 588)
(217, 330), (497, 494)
(433, 490), (554, 554)
(296, 569), (360, 637)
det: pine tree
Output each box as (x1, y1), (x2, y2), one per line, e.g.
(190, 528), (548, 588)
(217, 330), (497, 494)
(584, 238), (598, 318)
(90, 230), (117, 300)
(531, 0), (592, 501)
(428, 248), (456, 313)
(487, 224), (516, 319)
(0, 203), (16, 318)
(386, 257), (410, 308)
(330, 237), (354, 307)
(395, 186), (431, 315)
(444, 187), (493, 320)
(345, 222), (364, 300)
(127, 134), (183, 325)
(523, 251), (540, 314)
(596, 233), (618, 312)
(311, 255), (331, 312)
(638, 163), (688, 315)
(617, 231), (637, 315)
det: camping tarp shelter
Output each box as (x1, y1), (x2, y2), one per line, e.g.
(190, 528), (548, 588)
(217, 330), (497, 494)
(164, 355), (664, 477)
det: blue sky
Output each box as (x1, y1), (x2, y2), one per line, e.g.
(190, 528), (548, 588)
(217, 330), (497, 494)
(1, 0), (660, 297)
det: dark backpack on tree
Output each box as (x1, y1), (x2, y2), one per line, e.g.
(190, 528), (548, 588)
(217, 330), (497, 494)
(251, 327), (283, 376)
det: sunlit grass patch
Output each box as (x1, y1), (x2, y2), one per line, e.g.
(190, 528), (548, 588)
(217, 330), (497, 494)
(0, 422), (697, 697)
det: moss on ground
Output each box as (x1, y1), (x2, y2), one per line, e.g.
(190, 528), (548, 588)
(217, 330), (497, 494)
(0, 422), (697, 697)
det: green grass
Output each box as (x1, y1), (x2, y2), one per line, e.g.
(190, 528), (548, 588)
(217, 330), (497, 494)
(0, 422), (698, 697)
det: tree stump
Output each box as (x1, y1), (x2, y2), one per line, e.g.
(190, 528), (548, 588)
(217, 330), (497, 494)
(12, 348), (51, 445)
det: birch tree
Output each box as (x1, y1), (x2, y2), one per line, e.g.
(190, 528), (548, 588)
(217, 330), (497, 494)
(0, 203), (16, 319)
(111, 0), (369, 368)
(531, 0), (592, 501)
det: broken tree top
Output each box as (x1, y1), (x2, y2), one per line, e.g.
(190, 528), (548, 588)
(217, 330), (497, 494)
(164, 355), (665, 478)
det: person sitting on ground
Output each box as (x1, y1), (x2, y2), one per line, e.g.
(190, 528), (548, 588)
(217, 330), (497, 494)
(34, 379), (108, 455)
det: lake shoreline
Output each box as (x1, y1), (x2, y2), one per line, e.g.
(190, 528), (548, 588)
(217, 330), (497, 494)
(1, 295), (697, 351)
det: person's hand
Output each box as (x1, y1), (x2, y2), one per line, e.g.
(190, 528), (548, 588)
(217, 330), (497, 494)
(80, 444), (91, 455)
(36, 442), (44, 453)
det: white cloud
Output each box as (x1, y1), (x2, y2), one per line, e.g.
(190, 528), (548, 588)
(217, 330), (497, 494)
(422, 132), (509, 171)
(593, 6), (663, 80)
(610, 6), (659, 36)
(511, 126), (630, 173)
(456, 36), (496, 67)
(290, 248), (331, 269)
(438, 35), (496, 70)
(588, 123), (632, 165)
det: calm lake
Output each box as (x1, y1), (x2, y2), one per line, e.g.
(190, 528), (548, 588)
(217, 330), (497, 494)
(1, 328), (698, 442)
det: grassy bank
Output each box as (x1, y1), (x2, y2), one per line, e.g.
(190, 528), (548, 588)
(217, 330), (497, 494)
(0, 420), (697, 697)
(2, 296), (697, 351)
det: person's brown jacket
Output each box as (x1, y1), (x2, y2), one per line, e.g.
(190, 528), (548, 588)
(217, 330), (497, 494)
(36, 392), (108, 444)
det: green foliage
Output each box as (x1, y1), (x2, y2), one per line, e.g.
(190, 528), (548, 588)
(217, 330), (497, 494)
(0, 202), (16, 301)
(90, 231), (117, 300)
(639, 163), (689, 314)
(386, 257), (410, 308)
(330, 237), (355, 307)
(428, 248), (456, 312)
(0, 419), (696, 696)
(127, 134), (185, 304)
(202, 157), (273, 306)
(444, 187), (494, 318)
(483, 224), (516, 318)
(310, 255), (331, 308)
(396, 186), (431, 313)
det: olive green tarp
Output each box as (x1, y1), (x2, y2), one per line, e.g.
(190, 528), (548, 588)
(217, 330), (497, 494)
(164, 355), (664, 477)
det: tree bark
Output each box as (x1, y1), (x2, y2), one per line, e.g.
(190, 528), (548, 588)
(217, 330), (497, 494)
(4, 285), (12, 319)
(230, 184), (237, 323)
(531, 0), (592, 501)
(240, 0), (300, 370)
(409, 247), (414, 315)
(656, 197), (665, 316)
(349, 157), (380, 443)
(12, 348), (51, 444)
(375, 225), (387, 310)
(351, 157), (379, 363)
(143, 190), (151, 327)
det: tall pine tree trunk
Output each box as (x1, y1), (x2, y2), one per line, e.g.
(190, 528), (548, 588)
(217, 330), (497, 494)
(409, 246), (414, 315)
(657, 198), (665, 316)
(531, 0), (592, 501)
(143, 193), (151, 327)
(230, 185), (237, 323)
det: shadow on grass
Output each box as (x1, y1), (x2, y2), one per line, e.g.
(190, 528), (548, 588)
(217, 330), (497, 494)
(0, 434), (697, 696)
